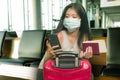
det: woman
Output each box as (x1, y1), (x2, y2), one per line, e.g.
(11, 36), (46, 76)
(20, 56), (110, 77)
(39, 2), (92, 69)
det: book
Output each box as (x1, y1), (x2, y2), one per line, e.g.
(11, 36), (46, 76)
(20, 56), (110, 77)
(82, 40), (107, 55)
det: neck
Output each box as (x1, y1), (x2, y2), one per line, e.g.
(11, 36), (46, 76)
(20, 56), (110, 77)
(66, 29), (79, 39)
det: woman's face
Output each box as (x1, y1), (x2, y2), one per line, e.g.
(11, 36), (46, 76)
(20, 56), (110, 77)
(65, 8), (80, 19)
(63, 8), (81, 32)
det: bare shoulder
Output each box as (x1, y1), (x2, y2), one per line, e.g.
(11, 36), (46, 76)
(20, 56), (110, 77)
(57, 31), (62, 38)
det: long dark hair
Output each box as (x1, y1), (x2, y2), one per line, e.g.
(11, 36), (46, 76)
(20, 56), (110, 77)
(55, 3), (91, 48)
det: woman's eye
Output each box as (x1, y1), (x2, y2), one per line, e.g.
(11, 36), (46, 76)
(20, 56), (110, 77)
(65, 16), (69, 18)
(72, 16), (78, 18)
(73, 17), (77, 18)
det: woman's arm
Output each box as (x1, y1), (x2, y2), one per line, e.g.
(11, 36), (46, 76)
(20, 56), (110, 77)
(44, 38), (62, 63)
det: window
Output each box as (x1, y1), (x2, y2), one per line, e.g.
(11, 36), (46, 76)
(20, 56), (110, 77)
(41, 0), (72, 30)
(0, 0), (35, 31)
(114, 21), (120, 27)
(0, 0), (8, 31)
(10, 0), (24, 31)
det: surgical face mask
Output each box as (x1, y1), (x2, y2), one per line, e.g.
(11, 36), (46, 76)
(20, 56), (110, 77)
(63, 18), (81, 32)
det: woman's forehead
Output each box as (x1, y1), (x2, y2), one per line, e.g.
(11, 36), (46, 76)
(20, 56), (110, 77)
(66, 8), (77, 15)
(65, 8), (80, 18)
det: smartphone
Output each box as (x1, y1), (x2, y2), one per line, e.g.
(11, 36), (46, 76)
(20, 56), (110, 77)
(48, 34), (61, 50)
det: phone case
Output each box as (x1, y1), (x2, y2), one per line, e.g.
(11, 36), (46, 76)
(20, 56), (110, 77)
(48, 34), (61, 50)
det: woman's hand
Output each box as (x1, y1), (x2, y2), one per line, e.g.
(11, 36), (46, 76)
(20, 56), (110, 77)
(46, 40), (62, 56)
(80, 46), (93, 59)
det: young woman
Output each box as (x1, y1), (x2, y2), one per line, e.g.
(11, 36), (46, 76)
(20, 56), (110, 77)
(39, 2), (93, 69)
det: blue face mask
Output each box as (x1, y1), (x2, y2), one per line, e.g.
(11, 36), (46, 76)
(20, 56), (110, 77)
(63, 18), (81, 32)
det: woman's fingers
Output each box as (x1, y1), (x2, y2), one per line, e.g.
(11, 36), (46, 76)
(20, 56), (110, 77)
(52, 45), (60, 50)
(89, 46), (93, 58)
(79, 51), (83, 58)
(84, 46), (93, 59)
(47, 45), (62, 56)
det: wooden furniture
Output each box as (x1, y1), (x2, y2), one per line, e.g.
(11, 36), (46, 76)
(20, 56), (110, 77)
(91, 28), (120, 80)
(2, 38), (20, 58)
(90, 53), (106, 65)
(94, 76), (120, 80)
(91, 37), (107, 66)
(90, 37), (107, 77)
(90, 53), (106, 77)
